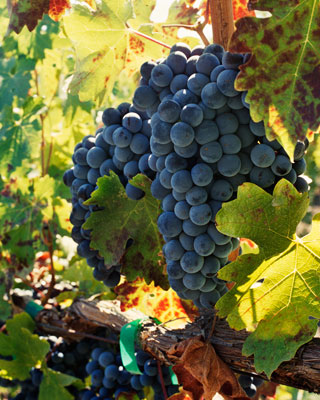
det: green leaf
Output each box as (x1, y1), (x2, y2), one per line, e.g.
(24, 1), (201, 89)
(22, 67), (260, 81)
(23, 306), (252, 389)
(215, 180), (320, 377)
(84, 173), (168, 288)
(63, 0), (166, 105)
(38, 368), (80, 400)
(0, 56), (35, 109)
(230, 0), (320, 159)
(0, 313), (49, 380)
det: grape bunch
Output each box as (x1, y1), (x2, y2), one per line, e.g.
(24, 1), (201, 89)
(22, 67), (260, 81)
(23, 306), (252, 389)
(238, 374), (264, 397)
(63, 103), (155, 287)
(12, 336), (97, 400)
(82, 347), (179, 400)
(131, 42), (308, 308)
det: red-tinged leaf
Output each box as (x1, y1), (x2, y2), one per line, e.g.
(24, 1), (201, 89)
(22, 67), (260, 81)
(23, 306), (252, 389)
(230, 0), (320, 159)
(168, 391), (194, 400)
(7, 0), (50, 34)
(48, 0), (70, 21)
(233, 0), (255, 19)
(168, 337), (248, 400)
(115, 278), (197, 327)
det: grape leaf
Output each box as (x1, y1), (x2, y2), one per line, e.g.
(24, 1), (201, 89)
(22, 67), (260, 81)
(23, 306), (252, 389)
(233, 0), (255, 19)
(7, 0), (50, 34)
(215, 180), (320, 377)
(230, 0), (320, 159)
(0, 313), (49, 380)
(38, 368), (80, 400)
(48, 0), (70, 21)
(84, 174), (168, 289)
(63, 0), (166, 105)
(115, 278), (197, 327)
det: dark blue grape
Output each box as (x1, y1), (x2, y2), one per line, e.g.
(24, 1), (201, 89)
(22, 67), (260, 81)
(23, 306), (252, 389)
(222, 52), (243, 69)
(158, 99), (181, 123)
(271, 155), (292, 176)
(186, 186), (208, 206)
(180, 103), (204, 127)
(210, 65), (225, 82)
(201, 83), (227, 109)
(191, 163), (213, 186)
(187, 73), (209, 96)
(167, 260), (185, 279)
(157, 212), (182, 237)
(249, 166), (275, 188)
(217, 154), (241, 177)
(63, 169), (75, 186)
(125, 183), (145, 200)
(189, 204), (212, 225)
(122, 112), (142, 133)
(210, 180), (233, 201)
(172, 89), (197, 107)
(194, 234), (215, 256)
(200, 141), (223, 163)
(151, 64), (174, 87)
(250, 144), (275, 168)
(183, 272), (206, 290)
(170, 122), (195, 147)
(133, 86), (158, 109)
(170, 74), (188, 93)
(216, 112), (239, 134)
(102, 108), (121, 125)
(171, 170), (193, 193)
(195, 120), (219, 144)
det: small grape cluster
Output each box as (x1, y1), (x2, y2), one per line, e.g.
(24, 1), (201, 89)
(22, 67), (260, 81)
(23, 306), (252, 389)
(238, 374), (264, 397)
(63, 103), (155, 286)
(131, 42), (308, 308)
(82, 347), (179, 400)
(12, 336), (97, 400)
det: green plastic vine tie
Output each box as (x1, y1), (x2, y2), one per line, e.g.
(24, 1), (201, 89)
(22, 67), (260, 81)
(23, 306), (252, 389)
(120, 317), (179, 385)
(25, 301), (44, 319)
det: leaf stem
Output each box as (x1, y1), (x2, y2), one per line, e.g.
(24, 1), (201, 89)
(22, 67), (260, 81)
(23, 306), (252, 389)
(126, 24), (171, 49)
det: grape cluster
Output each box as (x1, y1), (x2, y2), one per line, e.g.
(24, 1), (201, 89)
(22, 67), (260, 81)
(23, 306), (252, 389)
(131, 42), (308, 308)
(238, 374), (264, 397)
(12, 337), (97, 400)
(63, 103), (155, 286)
(81, 347), (179, 400)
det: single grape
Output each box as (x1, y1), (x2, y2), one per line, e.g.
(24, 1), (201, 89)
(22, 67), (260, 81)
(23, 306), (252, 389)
(170, 122), (195, 147)
(200, 141), (223, 163)
(122, 112), (142, 133)
(167, 51), (187, 74)
(171, 170), (193, 193)
(182, 219), (208, 237)
(170, 74), (188, 93)
(186, 186), (208, 206)
(179, 232), (194, 251)
(191, 163), (213, 186)
(250, 144), (275, 168)
(167, 260), (185, 279)
(187, 73), (209, 96)
(210, 180), (233, 201)
(195, 120), (219, 145)
(201, 83), (227, 109)
(249, 167), (275, 188)
(217, 154), (241, 177)
(216, 69), (238, 97)
(157, 212), (183, 237)
(164, 240), (185, 261)
(219, 134), (242, 154)
(174, 200), (191, 220)
(181, 272), (205, 291)
(215, 112), (239, 135)
(196, 53), (220, 76)
(194, 234), (215, 256)
(271, 155), (292, 176)
(180, 103), (204, 127)
(189, 204), (212, 226)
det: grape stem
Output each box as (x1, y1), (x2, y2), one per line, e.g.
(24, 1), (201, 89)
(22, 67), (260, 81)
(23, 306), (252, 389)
(209, 0), (234, 49)
(162, 1), (210, 46)
(126, 24), (171, 49)
(157, 360), (168, 400)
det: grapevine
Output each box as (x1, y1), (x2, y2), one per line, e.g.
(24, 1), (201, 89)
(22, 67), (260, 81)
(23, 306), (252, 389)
(0, 1), (319, 400)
